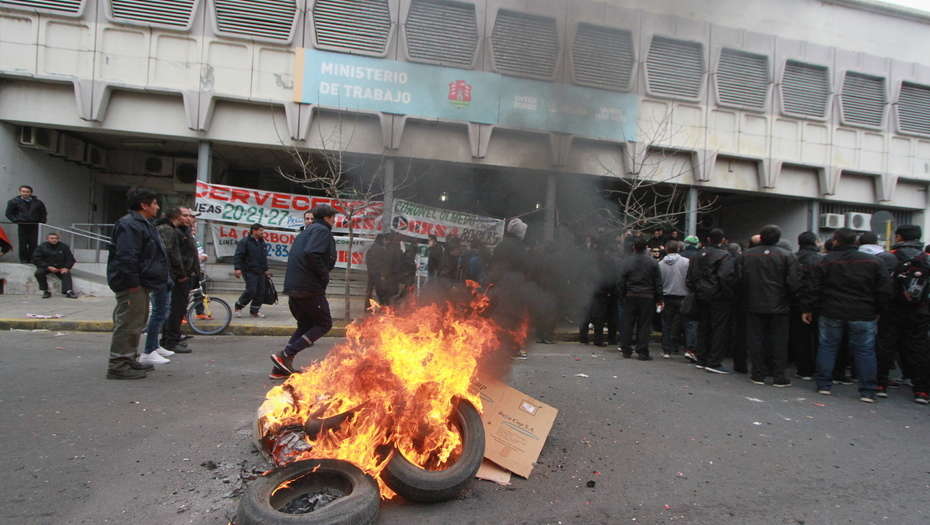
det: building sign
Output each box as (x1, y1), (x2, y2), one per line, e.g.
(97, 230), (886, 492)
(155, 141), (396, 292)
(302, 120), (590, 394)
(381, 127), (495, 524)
(391, 199), (505, 245)
(294, 48), (639, 142)
(194, 181), (383, 234)
(210, 222), (372, 270)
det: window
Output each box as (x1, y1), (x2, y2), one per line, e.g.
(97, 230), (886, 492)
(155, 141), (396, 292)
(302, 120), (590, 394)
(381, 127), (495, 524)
(897, 82), (930, 136)
(490, 9), (559, 79)
(110, 0), (196, 29)
(645, 36), (705, 100)
(313, 0), (392, 55)
(0, 0), (83, 15)
(572, 23), (634, 91)
(214, 0), (297, 42)
(405, 0), (478, 68)
(840, 72), (886, 128)
(716, 48), (769, 110)
(781, 60), (831, 119)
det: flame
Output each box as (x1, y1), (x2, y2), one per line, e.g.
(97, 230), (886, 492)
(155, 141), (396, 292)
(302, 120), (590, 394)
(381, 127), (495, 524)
(258, 281), (529, 498)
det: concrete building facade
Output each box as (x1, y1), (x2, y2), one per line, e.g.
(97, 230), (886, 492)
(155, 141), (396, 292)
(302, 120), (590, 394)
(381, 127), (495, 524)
(1, 0), (929, 262)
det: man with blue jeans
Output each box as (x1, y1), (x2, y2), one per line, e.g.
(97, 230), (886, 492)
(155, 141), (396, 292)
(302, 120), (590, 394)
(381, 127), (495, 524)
(139, 281), (173, 366)
(802, 228), (891, 403)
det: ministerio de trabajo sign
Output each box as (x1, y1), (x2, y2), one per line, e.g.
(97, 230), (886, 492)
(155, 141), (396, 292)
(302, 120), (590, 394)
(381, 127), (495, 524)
(294, 48), (639, 143)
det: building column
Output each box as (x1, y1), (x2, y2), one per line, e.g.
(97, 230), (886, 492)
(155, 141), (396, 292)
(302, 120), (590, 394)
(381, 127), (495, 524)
(196, 141), (211, 245)
(382, 157), (395, 232)
(685, 187), (699, 236)
(808, 200), (820, 233)
(544, 172), (557, 242)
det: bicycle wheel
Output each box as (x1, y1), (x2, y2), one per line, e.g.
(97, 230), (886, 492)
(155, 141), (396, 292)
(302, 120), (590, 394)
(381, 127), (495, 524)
(186, 297), (232, 335)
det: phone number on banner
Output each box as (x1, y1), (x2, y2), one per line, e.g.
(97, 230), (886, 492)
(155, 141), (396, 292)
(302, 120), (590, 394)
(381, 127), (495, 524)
(218, 204), (294, 228)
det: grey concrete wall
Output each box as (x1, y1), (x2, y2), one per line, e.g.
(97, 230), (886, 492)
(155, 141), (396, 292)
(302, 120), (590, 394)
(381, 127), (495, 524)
(716, 196), (811, 250)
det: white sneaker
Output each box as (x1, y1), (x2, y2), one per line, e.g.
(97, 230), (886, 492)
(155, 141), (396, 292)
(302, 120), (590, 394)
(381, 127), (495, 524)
(154, 346), (175, 357)
(139, 352), (170, 365)
(250, 311), (266, 318)
(234, 309), (243, 318)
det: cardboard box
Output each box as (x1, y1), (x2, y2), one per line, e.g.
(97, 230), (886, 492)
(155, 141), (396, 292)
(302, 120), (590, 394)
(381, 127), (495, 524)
(470, 377), (558, 478)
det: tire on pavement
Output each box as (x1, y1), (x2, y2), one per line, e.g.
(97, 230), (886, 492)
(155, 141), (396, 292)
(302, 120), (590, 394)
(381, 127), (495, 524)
(380, 398), (485, 503)
(237, 459), (380, 525)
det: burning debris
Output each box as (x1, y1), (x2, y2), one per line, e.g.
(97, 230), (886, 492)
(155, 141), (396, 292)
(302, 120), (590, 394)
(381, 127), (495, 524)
(241, 281), (530, 522)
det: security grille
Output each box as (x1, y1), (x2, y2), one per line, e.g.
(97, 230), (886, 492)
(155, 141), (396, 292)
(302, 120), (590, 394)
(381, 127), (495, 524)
(405, 0), (478, 68)
(897, 82), (930, 136)
(781, 60), (830, 118)
(313, 0), (392, 54)
(841, 72), (886, 128)
(0, 0), (82, 14)
(491, 9), (559, 79)
(645, 36), (705, 99)
(215, 0), (297, 41)
(572, 23), (634, 91)
(716, 48), (769, 110)
(110, 0), (196, 28)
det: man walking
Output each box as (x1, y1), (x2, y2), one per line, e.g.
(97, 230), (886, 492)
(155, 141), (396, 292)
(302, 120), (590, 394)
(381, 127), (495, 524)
(105, 188), (169, 380)
(32, 232), (78, 299)
(659, 240), (689, 359)
(803, 228), (890, 403)
(157, 208), (199, 354)
(737, 225), (801, 386)
(234, 223), (270, 318)
(617, 236), (663, 360)
(5, 185), (47, 263)
(270, 205), (337, 379)
(686, 228), (738, 374)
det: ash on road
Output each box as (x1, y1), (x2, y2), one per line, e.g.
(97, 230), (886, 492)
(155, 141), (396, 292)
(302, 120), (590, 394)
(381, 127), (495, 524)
(1, 332), (927, 524)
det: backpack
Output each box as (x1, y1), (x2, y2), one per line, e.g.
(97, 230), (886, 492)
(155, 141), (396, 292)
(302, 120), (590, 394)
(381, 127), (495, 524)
(262, 275), (279, 305)
(894, 252), (930, 305)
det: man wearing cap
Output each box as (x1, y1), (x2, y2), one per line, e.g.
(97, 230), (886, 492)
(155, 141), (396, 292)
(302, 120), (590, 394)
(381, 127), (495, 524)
(681, 236), (701, 260)
(270, 205), (337, 379)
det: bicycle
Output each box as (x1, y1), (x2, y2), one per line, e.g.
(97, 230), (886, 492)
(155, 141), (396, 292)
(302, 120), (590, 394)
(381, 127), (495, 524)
(112, 277), (232, 336)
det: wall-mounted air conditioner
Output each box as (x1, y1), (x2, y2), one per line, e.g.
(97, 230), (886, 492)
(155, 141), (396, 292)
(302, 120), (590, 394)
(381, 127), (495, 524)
(135, 155), (173, 177)
(85, 144), (107, 169)
(846, 212), (872, 232)
(19, 127), (58, 151)
(819, 213), (845, 229)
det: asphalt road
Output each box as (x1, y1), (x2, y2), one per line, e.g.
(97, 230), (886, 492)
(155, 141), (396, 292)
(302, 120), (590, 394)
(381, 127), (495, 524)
(1, 332), (928, 525)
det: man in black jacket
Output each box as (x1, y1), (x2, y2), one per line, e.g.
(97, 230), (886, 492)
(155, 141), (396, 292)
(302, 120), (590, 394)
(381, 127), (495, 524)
(157, 208), (199, 353)
(737, 225), (801, 386)
(270, 205), (337, 379)
(5, 185), (47, 263)
(105, 188), (169, 380)
(686, 228), (737, 374)
(876, 225), (930, 403)
(32, 232), (78, 299)
(803, 228), (891, 403)
(234, 223), (270, 318)
(789, 232), (823, 380)
(617, 236), (663, 360)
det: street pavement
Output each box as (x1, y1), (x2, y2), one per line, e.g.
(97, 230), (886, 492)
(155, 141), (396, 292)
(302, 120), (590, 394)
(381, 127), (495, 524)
(1, 332), (928, 525)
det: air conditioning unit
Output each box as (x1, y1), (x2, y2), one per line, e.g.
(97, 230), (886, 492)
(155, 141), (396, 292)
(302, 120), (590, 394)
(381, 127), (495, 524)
(62, 135), (86, 163)
(19, 127), (57, 151)
(819, 213), (845, 229)
(85, 144), (107, 169)
(174, 159), (198, 190)
(136, 155), (173, 177)
(846, 212), (872, 232)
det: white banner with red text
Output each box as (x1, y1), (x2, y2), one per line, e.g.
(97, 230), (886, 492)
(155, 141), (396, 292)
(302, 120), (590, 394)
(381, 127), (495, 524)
(209, 222), (372, 271)
(194, 181), (383, 234)
(390, 199), (505, 245)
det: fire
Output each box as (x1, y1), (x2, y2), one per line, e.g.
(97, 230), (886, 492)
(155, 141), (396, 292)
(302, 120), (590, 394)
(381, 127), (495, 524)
(257, 281), (529, 498)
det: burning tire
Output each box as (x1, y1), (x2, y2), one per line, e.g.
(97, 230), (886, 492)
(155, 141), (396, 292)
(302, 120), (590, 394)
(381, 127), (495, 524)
(380, 399), (485, 502)
(237, 459), (380, 525)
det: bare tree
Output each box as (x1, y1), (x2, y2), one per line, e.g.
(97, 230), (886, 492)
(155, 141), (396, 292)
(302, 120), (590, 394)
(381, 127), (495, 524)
(273, 110), (411, 321)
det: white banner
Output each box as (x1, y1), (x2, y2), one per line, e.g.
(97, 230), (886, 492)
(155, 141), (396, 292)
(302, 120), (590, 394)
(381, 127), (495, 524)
(210, 222), (371, 270)
(391, 199), (505, 245)
(195, 181), (384, 235)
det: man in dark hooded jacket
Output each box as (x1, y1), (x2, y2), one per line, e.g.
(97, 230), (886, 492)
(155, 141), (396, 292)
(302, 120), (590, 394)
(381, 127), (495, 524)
(789, 232), (823, 380)
(686, 228), (737, 373)
(617, 236), (663, 360)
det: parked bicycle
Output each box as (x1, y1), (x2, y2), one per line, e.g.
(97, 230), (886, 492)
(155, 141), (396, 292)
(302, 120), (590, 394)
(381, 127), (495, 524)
(113, 278), (232, 336)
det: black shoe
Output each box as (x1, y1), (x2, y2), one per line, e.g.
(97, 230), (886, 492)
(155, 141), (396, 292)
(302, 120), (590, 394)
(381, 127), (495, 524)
(180, 335), (194, 342)
(772, 377), (792, 388)
(168, 343), (192, 354)
(269, 365), (291, 380)
(750, 376), (766, 385)
(107, 368), (147, 380)
(271, 352), (295, 375)
(129, 360), (154, 371)
(41, 291), (51, 299)
(65, 291), (78, 299)
(637, 354), (653, 361)
(704, 365), (731, 375)
(622, 352), (633, 359)
(594, 341), (608, 347)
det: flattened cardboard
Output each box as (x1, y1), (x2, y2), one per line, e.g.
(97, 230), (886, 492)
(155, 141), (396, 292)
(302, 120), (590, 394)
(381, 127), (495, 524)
(475, 459), (512, 485)
(470, 377), (558, 478)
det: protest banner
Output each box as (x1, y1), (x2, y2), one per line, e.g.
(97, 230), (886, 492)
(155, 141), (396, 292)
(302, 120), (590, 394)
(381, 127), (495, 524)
(390, 199), (505, 245)
(210, 222), (371, 270)
(194, 181), (383, 235)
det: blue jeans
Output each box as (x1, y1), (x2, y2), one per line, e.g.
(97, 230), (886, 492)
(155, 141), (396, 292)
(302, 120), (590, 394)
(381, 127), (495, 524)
(144, 284), (172, 354)
(816, 316), (877, 394)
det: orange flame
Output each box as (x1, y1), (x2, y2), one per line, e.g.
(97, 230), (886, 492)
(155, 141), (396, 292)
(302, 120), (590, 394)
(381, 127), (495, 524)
(258, 282), (529, 498)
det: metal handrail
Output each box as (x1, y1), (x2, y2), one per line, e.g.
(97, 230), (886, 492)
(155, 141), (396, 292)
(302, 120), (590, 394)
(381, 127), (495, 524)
(39, 223), (112, 263)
